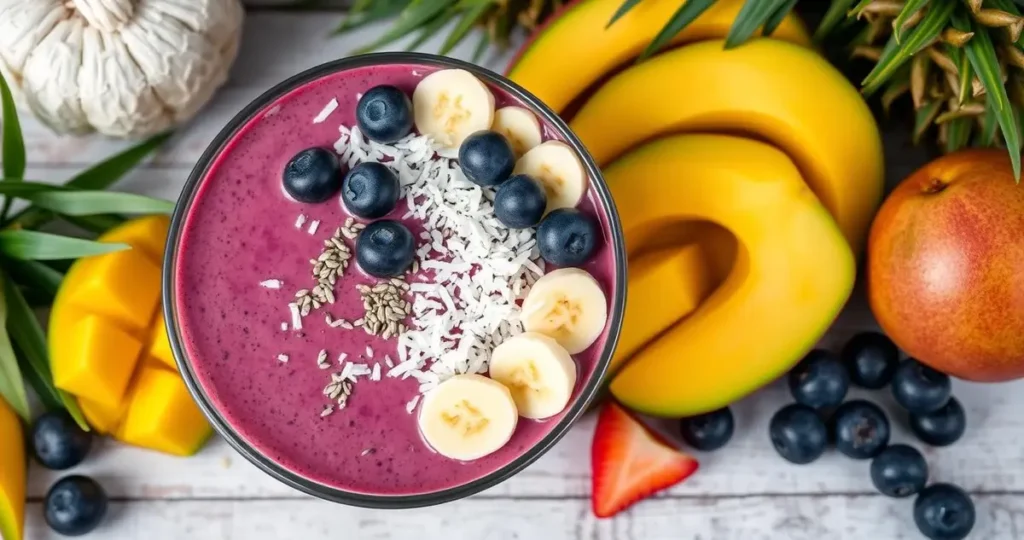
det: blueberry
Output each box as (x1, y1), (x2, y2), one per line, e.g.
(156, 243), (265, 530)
(355, 220), (415, 278)
(788, 349), (849, 410)
(283, 147), (342, 203)
(768, 404), (828, 464)
(32, 411), (92, 470)
(841, 331), (900, 389)
(870, 444), (928, 498)
(679, 407), (734, 452)
(914, 484), (975, 540)
(356, 85), (413, 144)
(892, 358), (952, 415)
(341, 162), (400, 219)
(494, 174), (547, 228)
(44, 475), (108, 537)
(458, 130), (516, 186)
(537, 208), (599, 267)
(831, 399), (890, 459)
(910, 396), (966, 447)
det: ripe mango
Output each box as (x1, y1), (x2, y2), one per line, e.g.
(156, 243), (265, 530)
(569, 39), (884, 255)
(49, 216), (212, 456)
(506, 0), (811, 115)
(0, 398), (24, 540)
(606, 134), (854, 417)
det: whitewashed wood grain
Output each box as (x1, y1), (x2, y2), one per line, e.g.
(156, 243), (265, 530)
(15, 10), (1024, 540)
(23, 494), (1024, 540)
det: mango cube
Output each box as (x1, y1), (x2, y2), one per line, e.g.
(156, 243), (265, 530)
(116, 366), (213, 456)
(99, 215), (170, 266)
(147, 311), (177, 372)
(54, 315), (143, 407)
(77, 396), (127, 435)
(64, 247), (161, 334)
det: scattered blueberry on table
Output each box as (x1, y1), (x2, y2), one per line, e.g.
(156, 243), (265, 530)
(769, 403), (828, 464)
(831, 399), (891, 460)
(841, 331), (900, 389)
(870, 444), (928, 498)
(31, 411), (93, 471)
(679, 407), (734, 452)
(44, 475), (108, 537)
(892, 358), (952, 415)
(914, 483), (975, 540)
(788, 349), (849, 410)
(909, 397), (966, 447)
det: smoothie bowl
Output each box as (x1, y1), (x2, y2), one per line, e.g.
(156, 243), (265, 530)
(164, 53), (625, 508)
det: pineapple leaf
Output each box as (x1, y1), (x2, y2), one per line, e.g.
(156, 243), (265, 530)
(0, 70), (25, 223)
(849, 0), (876, 19)
(639, 0), (717, 60)
(725, 0), (791, 49)
(440, 1), (493, 55)
(814, 0), (858, 42)
(945, 44), (973, 105)
(333, 0), (410, 34)
(607, 0), (644, 29)
(978, 99), (1001, 146)
(406, 7), (458, 52)
(353, 1), (452, 53)
(914, 100), (944, 143)
(763, 0), (798, 36)
(881, 66), (912, 116)
(472, 30), (490, 63)
(894, 0), (930, 43)
(944, 116), (973, 152)
(862, 0), (957, 96)
(955, 11), (1021, 178)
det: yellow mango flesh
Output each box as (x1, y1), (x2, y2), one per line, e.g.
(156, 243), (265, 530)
(610, 244), (714, 375)
(506, 0), (811, 114)
(0, 398), (24, 540)
(50, 216), (213, 456)
(117, 366), (213, 457)
(606, 135), (854, 417)
(569, 39), (884, 255)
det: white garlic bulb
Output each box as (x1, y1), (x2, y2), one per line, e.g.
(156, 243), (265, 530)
(0, 0), (244, 138)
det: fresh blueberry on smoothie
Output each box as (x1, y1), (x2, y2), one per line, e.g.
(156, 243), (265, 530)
(458, 130), (516, 186)
(356, 85), (414, 144)
(173, 64), (618, 497)
(342, 162), (400, 219)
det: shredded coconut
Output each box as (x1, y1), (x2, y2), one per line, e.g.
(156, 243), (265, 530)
(294, 214), (307, 229)
(260, 279), (282, 289)
(288, 303), (302, 330)
(313, 98), (339, 124)
(307, 220), (320, 235)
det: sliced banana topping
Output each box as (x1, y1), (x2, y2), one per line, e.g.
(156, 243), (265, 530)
(492, 106), (543, 158)
(513, 140), (588, 214)
(413, 69), (495, 150)
(521, 268), (608, 355)
(490, 332), (577, 420)
(418, 374), (518, 461)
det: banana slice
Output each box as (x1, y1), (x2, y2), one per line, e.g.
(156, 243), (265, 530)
(513, 140), (588, 214)
(418, 374), (519, 461)
(490, 332), (577, 420)
(413, 69), (495, 150)
(521, 268), (608, 354)
(492, 106), (543, 157)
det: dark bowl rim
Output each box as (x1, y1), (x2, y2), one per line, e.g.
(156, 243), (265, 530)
(163, 51), (626, 509)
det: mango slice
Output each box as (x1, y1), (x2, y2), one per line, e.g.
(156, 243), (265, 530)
(50, 216), (213, 456)
(55, 315), (143, 407)
(0, 398), (24, 540)
(116, 366), (213, 457)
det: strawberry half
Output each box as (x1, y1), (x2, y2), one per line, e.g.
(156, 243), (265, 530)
(591, 402), (699, 518)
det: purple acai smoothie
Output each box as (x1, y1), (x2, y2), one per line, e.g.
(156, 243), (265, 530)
(173, 62), (620, 497)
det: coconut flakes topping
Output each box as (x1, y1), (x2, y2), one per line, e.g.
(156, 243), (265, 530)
(313, 98), (339, 124)
(260, 279), (283, 289)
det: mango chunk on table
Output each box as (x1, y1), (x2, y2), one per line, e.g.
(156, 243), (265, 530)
(116, 366), (213, 457)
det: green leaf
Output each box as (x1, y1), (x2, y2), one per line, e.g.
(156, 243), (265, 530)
(0, 230), (129, 260)
(861, 0), (956, 96)
(955, 12), (1021, 178)
(472, 30), (490, 63)
(7, 132), (170, 230)
(725, 0), (791, 49)
(439, 1), (493, 55)
(17, 341), (62, 412)
(19, 191), (173, 217)
(0, 70), (26, 223)
(607, 0), (644, 28)
(353, 1), (452, 54)
(63, 214), (125, 235)
(334, 0), (410, 34)
(945, 44), (972, 105)
(815, 0), (858, 42)
(944, 117), (973, 152)
(3, 275), (89, 429)
(893, 0), (930, 43)
(848, 0), (876, 18)
(977, 99), (1001, 146)
(913, 100), (943, 143)
(405, 8), (455, 52)
(881, 67), (912, 116)
(4, 259), (62, 299)
(639, 0), (717, 60)
(0, 274), (29, 422)
(763, 0), (798, 36)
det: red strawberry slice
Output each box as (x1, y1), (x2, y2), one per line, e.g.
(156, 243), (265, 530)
(591, 402), (699, 518)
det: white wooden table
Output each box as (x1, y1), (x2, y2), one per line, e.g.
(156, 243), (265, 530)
(18, 9), (1024, 540)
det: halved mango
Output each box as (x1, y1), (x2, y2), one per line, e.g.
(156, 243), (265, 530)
(147, 310), (177, 372)
(99, 215), (170, 265)
(0, 398), (25, 540)
(54, 315), (143, 407)
(62, 247), (161, 334)
(116, 366), (212, 457)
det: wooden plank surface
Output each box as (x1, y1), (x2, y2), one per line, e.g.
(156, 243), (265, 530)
(15, 11), (1024, 540)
